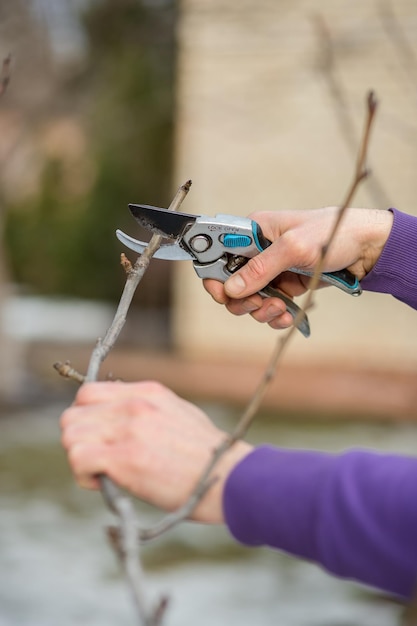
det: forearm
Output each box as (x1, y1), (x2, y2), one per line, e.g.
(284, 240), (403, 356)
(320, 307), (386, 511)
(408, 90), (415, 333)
(361, 209), (417, 309)
(223, 446), (417, 597)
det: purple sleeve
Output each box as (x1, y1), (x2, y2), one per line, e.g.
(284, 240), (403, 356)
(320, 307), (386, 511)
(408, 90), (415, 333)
(223, 446), (417, 598)
(361, 209), (417, 309)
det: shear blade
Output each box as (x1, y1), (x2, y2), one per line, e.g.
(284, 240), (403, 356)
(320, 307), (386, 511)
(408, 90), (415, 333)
(116, 230), (193, 260)
(129, 204), (197, 239)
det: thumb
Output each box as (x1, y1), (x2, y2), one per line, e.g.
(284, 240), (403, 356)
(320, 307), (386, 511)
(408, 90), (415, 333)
(224, 243), (287, 298)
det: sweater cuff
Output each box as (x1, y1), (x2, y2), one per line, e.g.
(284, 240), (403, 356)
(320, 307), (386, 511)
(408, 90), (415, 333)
(361, 209), (417, 309)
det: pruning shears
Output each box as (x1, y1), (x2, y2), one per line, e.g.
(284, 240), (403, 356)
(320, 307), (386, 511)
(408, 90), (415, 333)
(116, 205), (362, 338)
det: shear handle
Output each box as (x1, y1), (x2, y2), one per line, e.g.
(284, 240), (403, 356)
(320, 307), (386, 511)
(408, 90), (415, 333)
(252, 221), (362, 296)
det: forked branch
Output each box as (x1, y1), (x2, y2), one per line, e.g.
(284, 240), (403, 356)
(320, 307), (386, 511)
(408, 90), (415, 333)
(55, 180), (192, 626)
(85, 180), (192, 382)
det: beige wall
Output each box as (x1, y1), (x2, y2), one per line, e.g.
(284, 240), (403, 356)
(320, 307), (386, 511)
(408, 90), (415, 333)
(172, 0), (417, 371)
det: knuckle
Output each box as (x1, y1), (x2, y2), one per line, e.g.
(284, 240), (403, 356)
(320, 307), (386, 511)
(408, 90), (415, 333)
(247, 210), (268, 223)
(67, 446), (103, 489)
(203, 279), (228, 304)
(280, 230), (311, 266)
(60, 424), (74, 449)
(138, 380), (165, 395)
(116, 419), (131, 442)
(269, 312), (292, 331)
(227, 297), (261, 316)
(121, 396), (155, 423)
(67, 442), (86, 469)
(244, 254), (268, 282)
(225, 301), (245, 316)
(247, 211), (275, 239)
(122, 397), (144, 418)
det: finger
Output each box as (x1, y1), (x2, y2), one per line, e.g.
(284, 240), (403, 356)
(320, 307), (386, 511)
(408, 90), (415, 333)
(67, 441), (109, 490)
(203, 278), (229, 305)
(225, 294), (263, 316)
(61, 402), (119, 432)
(61, 397), (149, 454)
(249, 299), (288, 324)
(74, 380), (170, 407)
(272, 271), (310, 297)
(61, 411), (123, 449)
(224, 232), (310, 299)
(268, 310), (294, 330)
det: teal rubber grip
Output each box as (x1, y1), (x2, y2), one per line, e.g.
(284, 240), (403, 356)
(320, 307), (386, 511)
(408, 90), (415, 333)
(223, 234), (252, 248)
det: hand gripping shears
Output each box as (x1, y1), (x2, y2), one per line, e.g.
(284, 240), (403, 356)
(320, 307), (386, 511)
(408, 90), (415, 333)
(116, 205), (362, 338)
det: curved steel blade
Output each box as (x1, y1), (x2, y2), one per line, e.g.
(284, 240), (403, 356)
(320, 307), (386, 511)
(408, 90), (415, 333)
(128, 204), (197, 239)
(116, 230), (193, 260)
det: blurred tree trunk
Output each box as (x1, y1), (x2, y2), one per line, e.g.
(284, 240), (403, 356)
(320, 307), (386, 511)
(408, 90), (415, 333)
(0, 216), (24, 403)
(0, 0), (67, 404)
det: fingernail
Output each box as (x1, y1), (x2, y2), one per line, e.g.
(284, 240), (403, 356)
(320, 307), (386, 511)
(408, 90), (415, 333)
(225, 274), (245, 296)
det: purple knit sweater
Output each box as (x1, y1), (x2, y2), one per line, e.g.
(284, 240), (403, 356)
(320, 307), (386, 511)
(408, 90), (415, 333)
(223, 209), (417, 598)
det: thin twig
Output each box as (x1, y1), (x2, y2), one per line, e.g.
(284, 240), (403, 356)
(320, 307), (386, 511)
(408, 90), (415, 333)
(55, 180), (192, 625)
(85, 180), (192, 382)
(140, 92), (378, 540)
(140, 477), (218, 542)
(53, 361), (85, 384)
(241, 91), (377, 444)
(86, 179), (191, 626)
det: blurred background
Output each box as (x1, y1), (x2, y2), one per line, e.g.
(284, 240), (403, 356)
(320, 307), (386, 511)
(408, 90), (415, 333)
(0, 1), (416, 624)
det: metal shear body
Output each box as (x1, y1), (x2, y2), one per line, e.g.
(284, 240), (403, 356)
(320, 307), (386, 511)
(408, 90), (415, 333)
(116, 204), (362, 338)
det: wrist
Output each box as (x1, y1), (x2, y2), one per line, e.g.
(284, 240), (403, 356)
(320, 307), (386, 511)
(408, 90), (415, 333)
(360, 209), (394, 277)
(195, 439), (253, 524)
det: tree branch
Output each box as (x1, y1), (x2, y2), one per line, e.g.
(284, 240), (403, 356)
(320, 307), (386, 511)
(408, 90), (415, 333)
(85, 179), (192, 382)
(55, 179), (192, 626)
(140, 91), (378, 541)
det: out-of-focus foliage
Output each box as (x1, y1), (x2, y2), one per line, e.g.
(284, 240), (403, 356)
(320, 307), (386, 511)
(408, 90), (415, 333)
(5, 0), (176, 305)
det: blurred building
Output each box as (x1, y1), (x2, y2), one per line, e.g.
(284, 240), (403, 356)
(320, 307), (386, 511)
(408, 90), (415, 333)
(1, 0), (416, 415)
(172, 1), (417, 381)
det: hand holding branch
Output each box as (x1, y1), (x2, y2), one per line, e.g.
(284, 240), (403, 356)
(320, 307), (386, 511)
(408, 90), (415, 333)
(61, 380), (252, 524)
